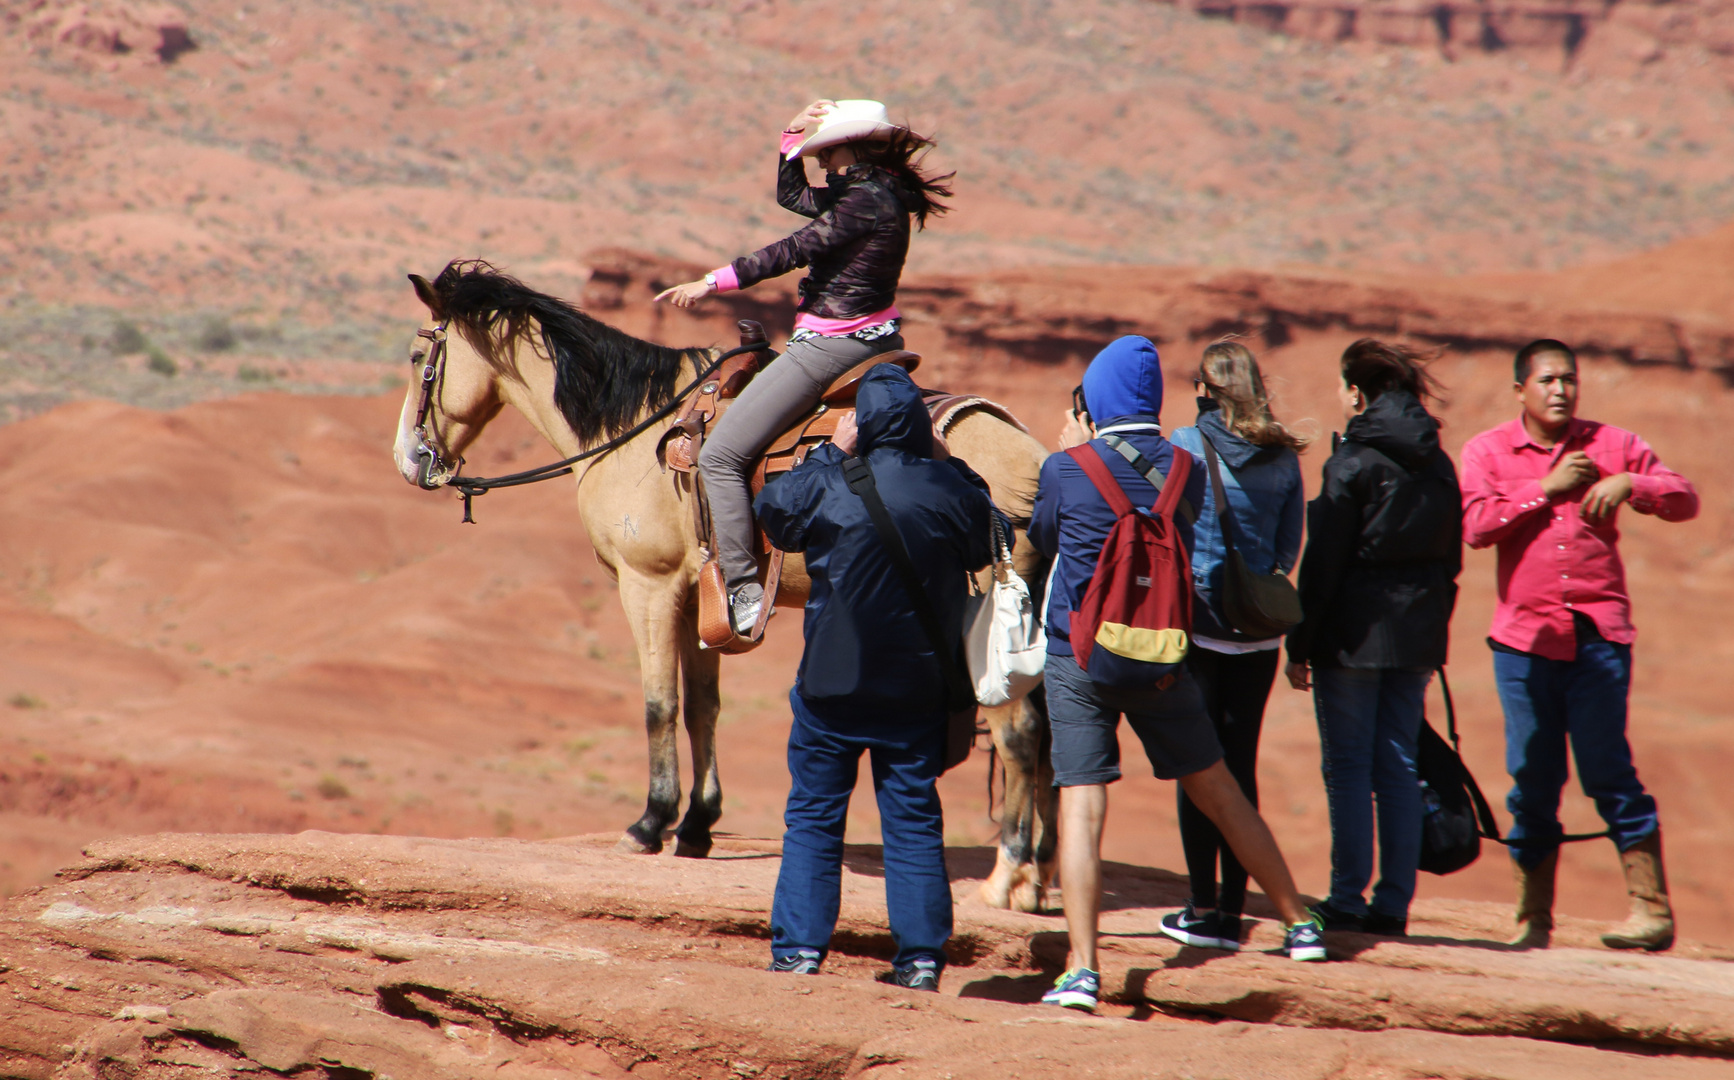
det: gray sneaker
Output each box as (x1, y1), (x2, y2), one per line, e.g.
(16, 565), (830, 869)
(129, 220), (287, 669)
(730, 582), (764, 636)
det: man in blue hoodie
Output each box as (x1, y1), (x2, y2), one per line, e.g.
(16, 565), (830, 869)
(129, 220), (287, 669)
(1031, 337), (1327, 1011)
(753, 364), (1006, 992)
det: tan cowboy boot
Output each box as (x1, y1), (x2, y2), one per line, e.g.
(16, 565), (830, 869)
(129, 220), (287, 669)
(1510, 850), (1557, 948)
(1600, 831), (1675, 951)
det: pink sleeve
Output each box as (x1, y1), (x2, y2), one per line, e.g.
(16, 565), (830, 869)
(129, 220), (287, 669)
(710, 265), (740, 293)
(1460, 436), (1552, 549)
(779, 129), (805, 157)
(1624, 433), (1698, 521)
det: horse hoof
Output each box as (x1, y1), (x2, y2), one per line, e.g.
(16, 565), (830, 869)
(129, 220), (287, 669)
(615, 831), (662, 855)
(673, 838), (712, 859)
(978, 848), (1020, 910)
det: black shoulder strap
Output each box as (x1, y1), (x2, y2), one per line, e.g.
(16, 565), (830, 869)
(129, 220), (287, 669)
(1199, 434), (1241, 556)
(841, 456), (966, 710)
(1100, 434), (1197, 525)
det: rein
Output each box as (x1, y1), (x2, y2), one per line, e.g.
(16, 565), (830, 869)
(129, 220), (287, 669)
(411, 324), (764, 523)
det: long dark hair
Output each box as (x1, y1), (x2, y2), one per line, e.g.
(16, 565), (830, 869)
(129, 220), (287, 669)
(428, 260), (709, 445)
(852, 128), (954, 230)
(1340, 338), (1444, 405)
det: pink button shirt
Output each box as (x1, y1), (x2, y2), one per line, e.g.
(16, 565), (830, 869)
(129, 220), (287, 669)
(1460, 416), (1698, 660)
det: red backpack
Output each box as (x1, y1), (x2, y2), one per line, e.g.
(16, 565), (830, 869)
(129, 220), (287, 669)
(1066, 443), (1194, 688)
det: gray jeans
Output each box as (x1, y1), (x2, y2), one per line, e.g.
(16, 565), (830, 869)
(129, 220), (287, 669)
(698, 332), (904, 587)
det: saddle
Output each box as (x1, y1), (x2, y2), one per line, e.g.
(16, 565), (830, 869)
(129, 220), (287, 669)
(659, 321), (1027, 654)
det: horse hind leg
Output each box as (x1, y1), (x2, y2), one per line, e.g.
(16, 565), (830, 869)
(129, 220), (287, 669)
(673, 623), (722, 858)
(979, 692), (1051, 913)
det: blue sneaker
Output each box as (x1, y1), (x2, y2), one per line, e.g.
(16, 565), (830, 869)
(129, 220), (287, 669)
(768, 948), (822, 975)
(889, 957), (941, 992)
(1284, 917), (1329, 962)
(1040, 967), (1099, 1011)
(1159, 901), (1241, 951)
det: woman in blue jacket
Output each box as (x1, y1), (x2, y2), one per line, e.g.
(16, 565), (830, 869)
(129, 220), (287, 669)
(1162, 341), (1308, 951)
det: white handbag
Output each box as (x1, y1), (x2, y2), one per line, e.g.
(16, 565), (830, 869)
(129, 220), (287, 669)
(964, 514), (1046, 707)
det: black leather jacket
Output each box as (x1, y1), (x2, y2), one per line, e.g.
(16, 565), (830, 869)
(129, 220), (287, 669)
(730, 158), (917, 320)
(1286, 391), (1463, 670)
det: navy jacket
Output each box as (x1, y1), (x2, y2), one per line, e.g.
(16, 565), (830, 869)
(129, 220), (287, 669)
(1170, 400), (1305, 643)
(755, 365), (1006, 712)
(1028, 338), (1206, 657)
(1286, 391), (1462, 670)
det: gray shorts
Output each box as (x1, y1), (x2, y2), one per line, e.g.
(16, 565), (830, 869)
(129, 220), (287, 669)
(1046, 652), (1224, 786)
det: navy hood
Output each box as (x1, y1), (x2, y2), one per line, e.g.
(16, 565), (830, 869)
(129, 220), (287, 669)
(1083, 336), (1164, 424)
(856, 363), (931, 455)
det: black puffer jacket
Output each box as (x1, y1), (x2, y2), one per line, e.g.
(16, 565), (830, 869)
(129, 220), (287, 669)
(753, 365), (1006, 713)
(1286, 391), (1463, 670)
(730, 158), (917, 320)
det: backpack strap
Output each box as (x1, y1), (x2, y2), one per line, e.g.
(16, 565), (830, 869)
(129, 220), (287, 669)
(1156, 450), (1193, 523)
(1102, 434), (1197, 524)
(1065, 445), (1134, 518)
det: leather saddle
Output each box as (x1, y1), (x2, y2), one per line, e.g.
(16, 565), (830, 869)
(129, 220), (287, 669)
(660, 320), (1025, 654)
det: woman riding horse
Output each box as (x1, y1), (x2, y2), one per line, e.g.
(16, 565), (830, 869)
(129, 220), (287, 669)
(655, 99), (953, 637)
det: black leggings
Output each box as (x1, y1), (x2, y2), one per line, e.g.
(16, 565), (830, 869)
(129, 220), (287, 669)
(1178, 647), (1280, 915)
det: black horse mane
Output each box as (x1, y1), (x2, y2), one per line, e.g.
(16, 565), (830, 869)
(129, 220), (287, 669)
(429, 260), (709, 446)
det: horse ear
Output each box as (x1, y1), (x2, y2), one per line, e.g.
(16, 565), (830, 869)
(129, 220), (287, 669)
(408, 274), (444, 317)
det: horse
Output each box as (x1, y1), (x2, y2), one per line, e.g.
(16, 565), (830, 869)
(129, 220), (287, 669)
(391, 260), (1056, 911)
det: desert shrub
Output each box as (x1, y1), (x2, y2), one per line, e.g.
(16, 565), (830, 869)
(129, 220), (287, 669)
(146, 346), (177, 377)
(237, 364), (273, 383)
(316, 775), (351, 800)
(196, 316), (237, 352)
(110, 320), (148, 354)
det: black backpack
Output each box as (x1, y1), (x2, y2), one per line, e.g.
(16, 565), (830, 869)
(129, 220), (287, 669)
(1417, 670), (1608, 876)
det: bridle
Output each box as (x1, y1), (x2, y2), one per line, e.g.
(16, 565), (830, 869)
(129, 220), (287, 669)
(411, 322), (457, 491)
(408, 320), (770, 523)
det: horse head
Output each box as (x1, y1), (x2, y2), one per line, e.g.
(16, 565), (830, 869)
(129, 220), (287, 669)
(393, 268), (505, 489)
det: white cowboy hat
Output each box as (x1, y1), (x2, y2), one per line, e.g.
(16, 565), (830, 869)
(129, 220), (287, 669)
(785, 99), (904, 161)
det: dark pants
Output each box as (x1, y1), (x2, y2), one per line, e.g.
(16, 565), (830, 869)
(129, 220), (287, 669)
(770, 689), (952, 969)
(1178, 647), (1279, 915)
(1494, 629), (1657, 870)
(1313, 666), (1429, 920)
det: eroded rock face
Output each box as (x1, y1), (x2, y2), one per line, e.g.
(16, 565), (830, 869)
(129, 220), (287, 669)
(11, 0), (194, 64)
(3, 832), (1731, 1079)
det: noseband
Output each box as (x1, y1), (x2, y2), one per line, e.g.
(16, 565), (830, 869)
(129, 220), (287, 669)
(411, 322), (457, 490)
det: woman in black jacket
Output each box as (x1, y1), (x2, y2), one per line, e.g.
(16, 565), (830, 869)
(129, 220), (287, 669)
(656, 99), (953, 638)
(1285, 339), (1462, 937)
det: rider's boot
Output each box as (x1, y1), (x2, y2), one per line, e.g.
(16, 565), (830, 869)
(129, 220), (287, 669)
(730, 582), (764, 637)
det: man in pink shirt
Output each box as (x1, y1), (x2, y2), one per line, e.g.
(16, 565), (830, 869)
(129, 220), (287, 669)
(1461, 339), (1698, 952)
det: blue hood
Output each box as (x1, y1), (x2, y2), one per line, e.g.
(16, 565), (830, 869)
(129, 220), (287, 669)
(1082, 336), (1164, 425)
(855, 363), (931, 455)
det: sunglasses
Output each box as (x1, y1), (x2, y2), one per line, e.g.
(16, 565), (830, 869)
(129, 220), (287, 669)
(1072, 384), (1087, 420)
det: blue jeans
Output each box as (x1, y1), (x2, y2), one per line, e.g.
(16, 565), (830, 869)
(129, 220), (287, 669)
(1494, 635), (1657, 870)
(1312, 667), (1429, 919)
(770, 689), (952, 969)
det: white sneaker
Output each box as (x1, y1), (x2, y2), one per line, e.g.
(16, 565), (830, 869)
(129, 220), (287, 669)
(730, 583), (764, 636)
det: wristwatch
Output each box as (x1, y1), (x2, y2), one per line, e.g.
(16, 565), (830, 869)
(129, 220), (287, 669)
(703, 272), (717, 291)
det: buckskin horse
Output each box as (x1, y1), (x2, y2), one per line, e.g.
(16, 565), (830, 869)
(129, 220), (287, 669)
(391, 260), (1055, 910)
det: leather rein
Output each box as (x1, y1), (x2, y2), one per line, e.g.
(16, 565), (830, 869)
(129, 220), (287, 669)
(410, 322), (766, 523)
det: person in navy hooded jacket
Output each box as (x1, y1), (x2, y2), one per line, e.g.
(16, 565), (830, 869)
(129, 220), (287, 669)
(754, 363), (1007, 993)
(1030, 336), (1326, 1013)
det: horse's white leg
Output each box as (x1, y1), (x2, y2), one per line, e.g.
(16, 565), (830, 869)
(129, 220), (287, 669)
(673, 616), (722, 858)
(979, 692), (1052, 913)
(615, 571), (686, 855)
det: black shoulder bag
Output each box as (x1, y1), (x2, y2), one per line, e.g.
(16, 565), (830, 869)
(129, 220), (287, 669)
(1418, 669), (1610, 875)
(1199, 435), (1302, 638)
(841, 456), (978, 773)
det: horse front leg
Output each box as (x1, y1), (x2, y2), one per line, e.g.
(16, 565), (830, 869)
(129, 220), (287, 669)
(979, 689), (1053, 913)
(615, 572), (685, 855)
(673, 618), (722, 858)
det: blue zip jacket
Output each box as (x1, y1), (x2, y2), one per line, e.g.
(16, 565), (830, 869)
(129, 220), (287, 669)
(1170, 399), (1304, 644)
(754, 364), (1007, 713)
(1028, 337), (1207, 657)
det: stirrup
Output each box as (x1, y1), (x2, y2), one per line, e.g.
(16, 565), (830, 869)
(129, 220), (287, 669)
(697, 556), (770, 654)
